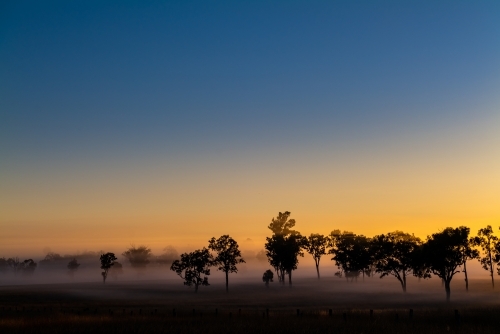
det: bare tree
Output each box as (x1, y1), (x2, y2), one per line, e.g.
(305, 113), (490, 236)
(208, 235), (245, 292)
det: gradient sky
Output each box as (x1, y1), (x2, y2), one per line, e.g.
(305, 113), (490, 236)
(1, 0), (499, 257)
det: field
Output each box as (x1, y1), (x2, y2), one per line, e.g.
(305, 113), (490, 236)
(1, 276), (500, 333)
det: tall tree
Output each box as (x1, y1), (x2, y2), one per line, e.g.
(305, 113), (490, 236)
(170, 248), (212, 292)
(371, 231), (421, 292)
(100, 253), (117, 283)
(329, 231), (372, 281)
(303, 233), (329, 279)
(422, 227), (467, 302)
(472, 226), (498, 288)
(455, 227), (479, 292)
(265, 211), (304, 285)
(208, 235), (245, 292)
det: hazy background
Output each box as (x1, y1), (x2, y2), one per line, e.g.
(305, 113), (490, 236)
(1, 1), (500, 258)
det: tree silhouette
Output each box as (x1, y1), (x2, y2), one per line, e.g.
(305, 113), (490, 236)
(303, 234), (329, 279)
(455, 226), (478, 292)
(371, 231), (422, 292)
(471, 226), (498, 289)
(67, 258), (80, 278)
(422, 228), (467, 302)
(7, 257), (20, 275)
(109, 261), (124, 280)
(208, 235), (245, 292)
(265, 212), (305, 285)
(156, 246), (179, 266)
(170, 248), (212, 292)
(100, 253), (117, 284)
(20, 259), (37, 276)
(329, 231), (372, 281)
(262, 269), (274, 287)
(122, 245), (152, 270)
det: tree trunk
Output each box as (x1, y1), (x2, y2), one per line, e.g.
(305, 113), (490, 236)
(463, 261), (469, 292)
(195, 283), (198, 293)
(225, 272), (229, 292)
(445, 280), (451, 302)
(316, 263), (320, 279)
(288, 271), (292, 285)
(489, 254), (494, 288)
(402, 272), (407, 292)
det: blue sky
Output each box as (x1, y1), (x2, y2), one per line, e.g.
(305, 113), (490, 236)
(1, 0), (499, 163)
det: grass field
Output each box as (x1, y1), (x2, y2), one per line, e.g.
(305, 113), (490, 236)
(1, 277), (499, 333)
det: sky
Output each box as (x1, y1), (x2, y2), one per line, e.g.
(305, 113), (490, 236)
(1, 0), (499, 257)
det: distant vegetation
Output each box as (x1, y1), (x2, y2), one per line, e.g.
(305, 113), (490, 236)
(3, 210), (500, 302)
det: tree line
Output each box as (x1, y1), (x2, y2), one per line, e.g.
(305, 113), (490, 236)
(2, 211), (500, 302)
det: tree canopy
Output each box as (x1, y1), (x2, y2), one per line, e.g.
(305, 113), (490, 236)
(170, 248), (212, 292)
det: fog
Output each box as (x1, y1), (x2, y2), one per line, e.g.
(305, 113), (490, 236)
(1, 248), (498, 310)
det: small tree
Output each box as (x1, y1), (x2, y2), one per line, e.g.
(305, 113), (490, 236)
(303, 233), (329, 279)
(422, 228), (466, 302)
(156, 246), (179, 266)
(122, 245), (152, 270)
(0, 258), (8, 273)
(20, 259), (37, 276)
(100, 253), (117, 283)
(472, 226), (498, 288)
(371, 231), (421, 292)
(170, 248), (212, 292)
(109, 261), (124, 280)
(208, 235), (245, 292)
(7, 257), (20, 275)
(262, 269), (274, 287)
(67, 258), (80, 278)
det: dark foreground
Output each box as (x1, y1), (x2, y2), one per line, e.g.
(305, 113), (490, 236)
(1, 277), (499, 333)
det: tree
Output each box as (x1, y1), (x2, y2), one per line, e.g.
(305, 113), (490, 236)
(7, 257), (20, 274)
(170, 248), (212, 292)
(471, 226), (498, 289)
(455, 227), (478, 292)
(0, 258), (8, 273)
(20, 259), (37, 276)
(262, 269), (274, 287)
(329, 231), (372, 281)
(208, 235), (245, 292)
(156, 246), (179, 266)
(422, 227), (467, 302)
(265, 211), (305, 285)
(67, 258), (80, 278)
(122, 245), (152, 270)
(303, 233), (329, 279)
(371, 231), (421, 292)
(100, 253), (117, 283)
(109, 261), (124, 280)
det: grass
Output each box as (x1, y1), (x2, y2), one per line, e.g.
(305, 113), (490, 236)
(1, 277), (500, 333)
